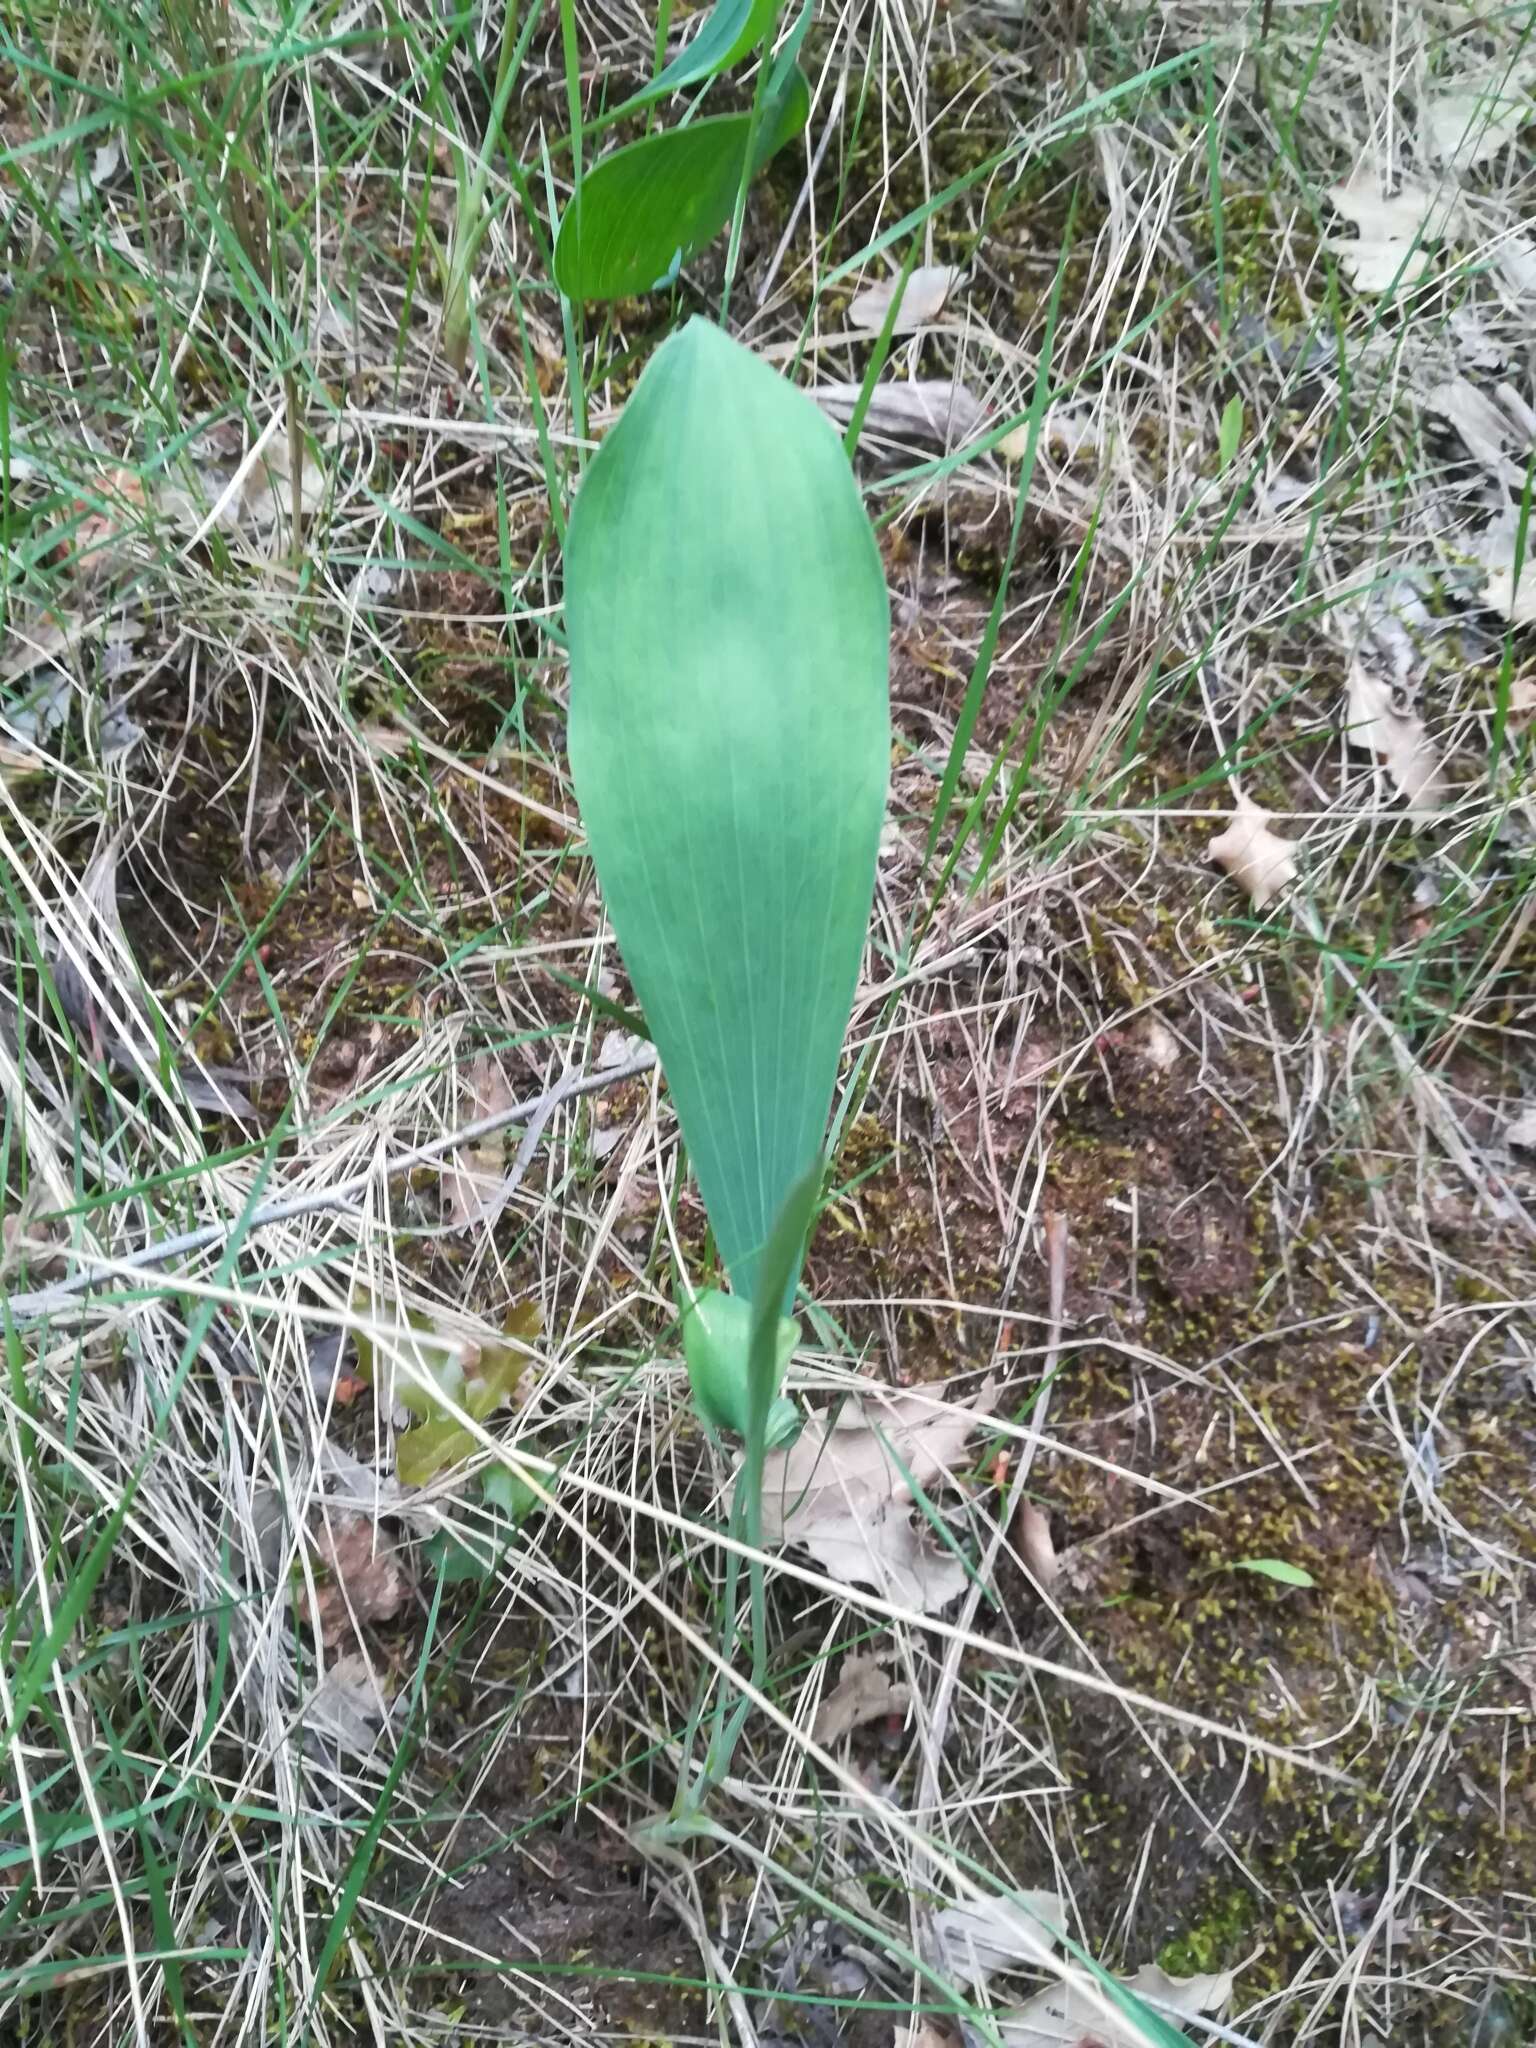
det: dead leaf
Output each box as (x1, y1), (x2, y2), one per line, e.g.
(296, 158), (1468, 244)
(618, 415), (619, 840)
(56, 136), (122, 218)
(1425, 73), (1532, 167)
(1, 610), (96, 689)
(1344, 663), (1447, 809)
(895, 2027), (952, 2048)
(849, 263), (963, 333)
(812, 1652), (913, 1743)
(1016, 1503), (1059, 1590)
(1208, 795), (1298, 909)
(1426, 379), (1529, 480)
(305, 1513), (410, 1643)
(1000, 1963), (1234, 2047)
(48, 841), (255, 1114)
(758, 1380), (996, 1613)
(1, 1204), (69, 1281)
(242, 447), (327, 539)
(812, 379), (988, 448)
(999, 404), (1098, 464)
(1478, 514), (1536, 628)
(1497, 233), (1536, 296)
(357, 718), (414, 759)
(443, 1055), (517, 1229)
(1504, 1108), (1536, 1150)
(932, 1892), (1068, 1990)
(1326, 172), (1453, 293)
(63, 466), (154, 582)
(303, 1650), (393, 1759)
(1142, 1017), (1181, 1073)
(307, 1330), (370, 1408)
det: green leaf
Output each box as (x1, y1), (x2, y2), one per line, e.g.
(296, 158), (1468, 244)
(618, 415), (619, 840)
(565, 319), (889, 1307)
(745, 1161), (821, 1446)
(553, 59), (810, 300)
(1234, 1556), (1315, 1588)
(651, 0), (776, 94)
(353, 1298), (543, 1486)
(1217, 394), (1243, 471)
(682, 1288), (800, 1445)
(423, 1465), (545, 1584)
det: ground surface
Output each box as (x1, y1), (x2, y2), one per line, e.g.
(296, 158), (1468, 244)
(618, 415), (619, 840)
(2, 1), (1535, 2044)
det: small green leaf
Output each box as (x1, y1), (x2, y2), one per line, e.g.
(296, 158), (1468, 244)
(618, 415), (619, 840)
(423, 1464), (546, 1584)
(1217, 395), (1243, 471)
(682, 1289), (800, 1446)
(1234, 1556), (1315, 1588)
(554, 59), (810, 300)
(565, 320), (889, 1305)
(651, 0), (776, 94)
(354, 1297), (542, 1486)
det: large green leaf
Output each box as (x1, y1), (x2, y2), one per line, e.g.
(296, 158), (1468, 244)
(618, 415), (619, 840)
(564, 320), (889, 1307)
(553, 59), (809, 301)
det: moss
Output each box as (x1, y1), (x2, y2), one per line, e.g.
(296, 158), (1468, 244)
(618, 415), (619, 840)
(1157, 1887), (1257, 1977)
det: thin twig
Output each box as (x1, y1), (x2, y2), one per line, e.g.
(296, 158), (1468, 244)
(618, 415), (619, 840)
(7, 1049), (656, 1321)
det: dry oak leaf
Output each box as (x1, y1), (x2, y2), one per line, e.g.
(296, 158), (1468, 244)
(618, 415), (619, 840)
(999, 1962), (1235, 2047)
(1425, 71), (1534, 167)
(1344, 663), (1447, 809)
(931, 1892), (1069, 1990)
(1208, 795), (1297, 909)
(1326, 172), (1455, 293)
(442, 1054), (518, 1230)
(305, 1514), (410, 1643)
(759, 1379), (997, 1613)
(812, 1652), (912, 1744)
(303, 1650), (392, 1759)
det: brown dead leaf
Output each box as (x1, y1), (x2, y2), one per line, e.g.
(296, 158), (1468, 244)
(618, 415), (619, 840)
(812, 378), (987, 448)
(1480, 514), (1536, 628)
(758, 1380), (996, 1612)
(1208, 794), (1298, 909)
(442, 1055), (517, 1229)
(932, 1892), (1069, 1990)
(48, 841), (254, 1116)
(1, 609), (96, 688)
(1141, 1016), (1181, 1072)
(1015, 1503), (1060, 1591)
(304, 1650), (393, 1758)
(305, 1514), (410, 1643)
(1, 1206), (68, 1281)
(1345, 662), (1447, 808)
(1326, 171), (1455, 292)
(812, 1652), (912, 1744)
(1000, 1963), (1235, 2047)
(849, 263), (963, 334)
(67, 466), (151, 582)
(895, 2027), (953, 2048)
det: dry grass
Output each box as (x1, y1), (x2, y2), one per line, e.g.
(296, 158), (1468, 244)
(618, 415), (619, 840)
(2, 0), (1535, 2042)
